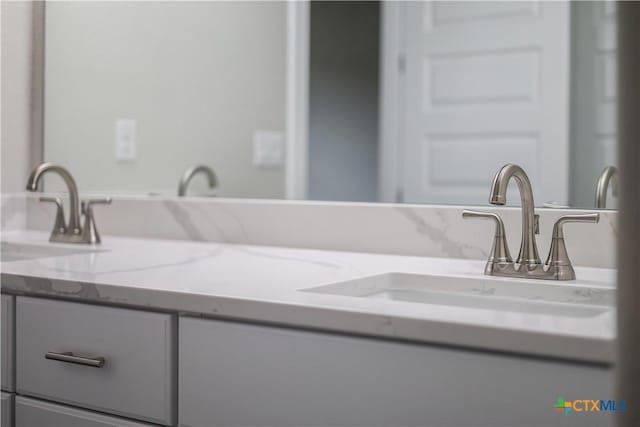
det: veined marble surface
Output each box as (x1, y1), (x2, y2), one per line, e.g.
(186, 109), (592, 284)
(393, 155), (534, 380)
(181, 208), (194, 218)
(1, 230), (616, 364)
(14, 192), (617, 269)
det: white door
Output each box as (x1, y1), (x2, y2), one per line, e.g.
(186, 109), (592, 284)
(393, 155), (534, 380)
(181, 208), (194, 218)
(395, 1), (569, 205)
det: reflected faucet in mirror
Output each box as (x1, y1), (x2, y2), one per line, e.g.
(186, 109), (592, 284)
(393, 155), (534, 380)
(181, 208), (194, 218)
(178, 165), (218, 197)
(595, 166), (618, 209)
(464, 164), (600, 280)
(26, 162), (111, 244)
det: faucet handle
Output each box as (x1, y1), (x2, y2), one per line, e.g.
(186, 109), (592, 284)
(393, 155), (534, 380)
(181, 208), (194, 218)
(462, 210), (512, 265)
(80, 198), (112, 244)
(81, 197), (112, 215)
(550, 213), (600, 240)
(545, 213), (600, 280)
(82, 197), (112, 208)
(39, 197), (67, 235)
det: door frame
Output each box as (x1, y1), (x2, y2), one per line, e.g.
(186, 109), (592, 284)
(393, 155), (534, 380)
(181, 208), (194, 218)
(285, 0), (310, 200)
(379, 1), (403, 202)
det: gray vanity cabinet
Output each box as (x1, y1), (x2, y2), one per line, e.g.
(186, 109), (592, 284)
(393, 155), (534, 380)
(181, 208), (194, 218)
(1, 295), (14, 392)
(15, 297), (177, 426)
(15, 396), (155, 427)
(180, 317), (614, 427)
(1, 293), (615, 427)
(1, 392), (14, 427)
(1, 295), (15, 427)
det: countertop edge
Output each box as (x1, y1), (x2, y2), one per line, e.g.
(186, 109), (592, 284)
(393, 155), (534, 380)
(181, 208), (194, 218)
(0, 271), (615, 366)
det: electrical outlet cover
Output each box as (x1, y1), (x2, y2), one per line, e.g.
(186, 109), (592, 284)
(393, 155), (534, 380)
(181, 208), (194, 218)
(115, 118), (137, 162)
(252, 130), (284, 168)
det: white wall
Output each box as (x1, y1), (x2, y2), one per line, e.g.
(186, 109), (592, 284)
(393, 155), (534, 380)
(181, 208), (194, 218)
(1, 1), (35, 193)
(44, 1), (286, 197)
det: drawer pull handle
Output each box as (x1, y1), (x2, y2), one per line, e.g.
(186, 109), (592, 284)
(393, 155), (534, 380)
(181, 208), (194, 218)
(45, 351), (105, 368)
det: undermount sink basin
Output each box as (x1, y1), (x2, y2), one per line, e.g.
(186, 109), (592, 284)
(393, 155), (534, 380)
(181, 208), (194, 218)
(0, 242), (103, 262)
(301, 273), (614, 318)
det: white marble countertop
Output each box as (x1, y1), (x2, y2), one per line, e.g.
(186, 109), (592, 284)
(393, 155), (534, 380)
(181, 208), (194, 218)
(0, 230), (616, 364)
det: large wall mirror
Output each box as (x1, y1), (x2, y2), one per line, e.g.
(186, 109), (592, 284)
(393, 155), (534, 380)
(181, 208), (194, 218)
(42, 1), (618, 209)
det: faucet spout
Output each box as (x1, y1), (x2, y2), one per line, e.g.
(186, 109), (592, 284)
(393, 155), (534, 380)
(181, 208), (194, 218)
(489, 164), (540, 266)
(178, 165), (217, 196)
(26, 162), (82, 234)
(595, 166), (618, 208)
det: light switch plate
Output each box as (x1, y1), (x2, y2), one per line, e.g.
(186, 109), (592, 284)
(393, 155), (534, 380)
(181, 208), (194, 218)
(252, 130), (284, 168)
(115, 118), (137, 162)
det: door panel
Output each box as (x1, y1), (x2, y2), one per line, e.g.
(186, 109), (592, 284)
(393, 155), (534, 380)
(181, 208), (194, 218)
(180, 317), (613, 427)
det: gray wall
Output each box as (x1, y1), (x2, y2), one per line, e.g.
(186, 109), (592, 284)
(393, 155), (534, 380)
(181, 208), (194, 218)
(44, 1), (286, 197)
(308, 1), (379, 202)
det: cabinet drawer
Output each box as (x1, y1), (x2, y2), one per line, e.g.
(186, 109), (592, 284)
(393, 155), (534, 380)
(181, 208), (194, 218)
(1, 295), (14, 391)
(1, 392), (14, 427)
(16, 396), (154, 427)
(16, 297), (176, 426)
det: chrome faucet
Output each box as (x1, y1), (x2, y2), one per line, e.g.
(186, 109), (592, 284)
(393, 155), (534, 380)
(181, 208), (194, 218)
(464, 164), (600, 280)
(26, 162), (111, 244)
(595, 166), (618, 209)
(178, 165), (217, 197)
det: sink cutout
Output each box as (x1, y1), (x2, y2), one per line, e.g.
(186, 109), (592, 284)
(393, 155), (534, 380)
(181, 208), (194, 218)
(1, 242), (104, 262)
(301, 273), (614, 318)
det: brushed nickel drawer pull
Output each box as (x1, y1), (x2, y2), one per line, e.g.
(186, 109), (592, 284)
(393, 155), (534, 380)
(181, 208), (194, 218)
(45, 351), (105, 368)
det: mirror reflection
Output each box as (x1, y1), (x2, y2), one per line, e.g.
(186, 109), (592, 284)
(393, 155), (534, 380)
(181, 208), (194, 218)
(43, 1), (618, 209)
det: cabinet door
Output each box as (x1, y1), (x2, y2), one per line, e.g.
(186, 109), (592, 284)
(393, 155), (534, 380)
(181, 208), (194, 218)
(15, 396), (154, 427)
(180, 317), (613, 427)
(1, 392), (14, 427)
(1, 295), (14, 391)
